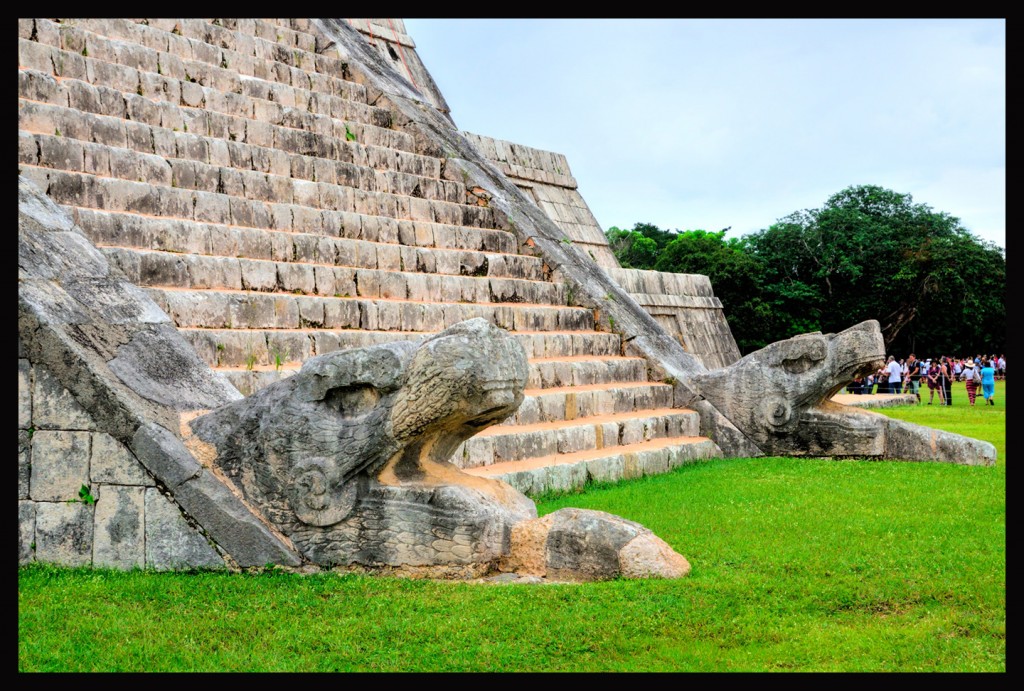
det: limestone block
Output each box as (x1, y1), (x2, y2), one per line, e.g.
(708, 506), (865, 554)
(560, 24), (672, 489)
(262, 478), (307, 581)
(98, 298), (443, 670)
(19, 359), (32, 429)
(91, 432), (154, 486)
(498, 470), (536, 497)
(93, 485), (145, 569)
(278, 263), (316, 295)
(376, 300), (402, 331)
(292, 207), (324, 235)
(30, 430), (91, 502)
(126, 95), (162, 126)
(125, 121), (156, 155)
(227, 195), (268, 228)
(637, 447), (670, 477)
(573, 391), (596, 419)
(430, 274), (459, 302)
(541, 462), (589, 495)
(378, 272), (407, 300)
(397, 302), (427, 332)
(18, 132), (38, 168)
(35, 501), (93, 567)
(556, 425), (597, 454)
(19, 430), (32, 500)
(129, 422), (201, 490)
(35, 169), (80, 209)
(16, 100), (56, 138)
(294, 296), (323, 328)
(144, 487), (224, 571)
(19, 501), (36, 564)
(598, 422), (620, 448)
(586, 454), (626, 485)
(232, 225), (269, 260)
(18, 38), (55, 74)
(375, 244), (401, 273)
(38, 134), (85, 174)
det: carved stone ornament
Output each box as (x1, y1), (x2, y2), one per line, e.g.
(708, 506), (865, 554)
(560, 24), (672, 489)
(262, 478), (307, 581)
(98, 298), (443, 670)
(690, 320), (995, 465)
(188, 318), (538, 573)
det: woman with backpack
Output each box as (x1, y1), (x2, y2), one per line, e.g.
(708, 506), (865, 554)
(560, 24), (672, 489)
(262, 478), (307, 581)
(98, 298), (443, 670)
(963, 360), (980, 406)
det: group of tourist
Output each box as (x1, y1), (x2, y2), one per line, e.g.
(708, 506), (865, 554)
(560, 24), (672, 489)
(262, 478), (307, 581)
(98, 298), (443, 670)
(845, 354), (1004, 407)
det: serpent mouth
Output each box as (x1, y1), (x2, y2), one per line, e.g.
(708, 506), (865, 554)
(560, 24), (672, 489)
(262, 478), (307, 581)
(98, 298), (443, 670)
(837, 350), (885, 375)
(465, 406), (510, 428)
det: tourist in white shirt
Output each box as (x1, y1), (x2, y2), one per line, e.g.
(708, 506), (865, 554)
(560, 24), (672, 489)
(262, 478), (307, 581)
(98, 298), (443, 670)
(886, 356), (903, 394)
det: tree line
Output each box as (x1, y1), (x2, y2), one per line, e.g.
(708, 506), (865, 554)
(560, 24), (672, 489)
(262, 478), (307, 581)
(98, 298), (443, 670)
(605, 185), (1005, 356)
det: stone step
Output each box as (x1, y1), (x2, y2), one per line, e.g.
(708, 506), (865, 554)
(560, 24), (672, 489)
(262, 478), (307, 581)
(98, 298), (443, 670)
(26, 19), (350, 91)
(244, 19), (322, 51)
(452, 409), (702, 468)
(460, 436), (723, 497)
(21, 21), (397, 145)
(18, 112), (481, 225)
(20, 129), (463, 208)
(506, 382), (675, 427)
(142, 287), (595, 332)
(74, 209), (542, 280)
(526, 356), (649, 389)
(101, 247), (566, 304)
(20, 165), (500, 233)
(213, 352), (645, 398)
(18, 72), (441, 182)
(188, 327), (622, 370)
(180, 328), (621, 371)
(17, 65), (407, 163)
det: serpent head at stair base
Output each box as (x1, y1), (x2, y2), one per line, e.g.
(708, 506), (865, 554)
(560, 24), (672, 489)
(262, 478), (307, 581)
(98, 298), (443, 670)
(690, 320), (995, 465)
(188, 318), (536, 572)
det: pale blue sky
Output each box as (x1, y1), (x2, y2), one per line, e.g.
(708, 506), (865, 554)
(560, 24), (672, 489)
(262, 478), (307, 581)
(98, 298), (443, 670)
(404, 18), (1005, 249)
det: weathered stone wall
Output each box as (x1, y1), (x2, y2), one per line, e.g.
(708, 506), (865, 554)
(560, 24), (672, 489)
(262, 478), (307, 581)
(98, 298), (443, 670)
(19, 175), (302, 571)
(463, 132), (620, 269)
(464, 133), (742, 369)
(608, 268), (742, 369)
(17, 346), (224, 570)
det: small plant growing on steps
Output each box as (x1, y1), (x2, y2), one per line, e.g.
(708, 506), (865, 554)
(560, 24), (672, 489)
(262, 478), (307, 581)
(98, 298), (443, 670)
(77, 485), (96, 505)
(345, 124), (356, 142)
(270, 344), (289, 372)
(244, 339), (259, 371)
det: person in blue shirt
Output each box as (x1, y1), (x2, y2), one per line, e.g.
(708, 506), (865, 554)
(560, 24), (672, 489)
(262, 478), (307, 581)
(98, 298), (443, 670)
(980, 359), (997, 406)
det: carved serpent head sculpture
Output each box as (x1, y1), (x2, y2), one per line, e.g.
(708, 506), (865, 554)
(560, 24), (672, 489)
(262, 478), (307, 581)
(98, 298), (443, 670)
(188, 318), (529, 530)
(689, 319), (995, 464)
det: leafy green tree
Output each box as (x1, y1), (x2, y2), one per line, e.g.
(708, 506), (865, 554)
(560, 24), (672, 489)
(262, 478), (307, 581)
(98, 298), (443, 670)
(604, 186), (1005, 356)
(606, 223), (677, 268)
(743, 185), (1004, 354)
(606, 224), (773, 353)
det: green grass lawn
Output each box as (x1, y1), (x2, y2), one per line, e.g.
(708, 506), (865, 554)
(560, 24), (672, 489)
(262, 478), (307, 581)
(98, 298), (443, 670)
(18, 382), (1005, 672)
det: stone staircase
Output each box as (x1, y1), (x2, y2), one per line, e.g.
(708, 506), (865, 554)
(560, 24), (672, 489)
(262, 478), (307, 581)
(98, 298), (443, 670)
(18, 17), (721, 496)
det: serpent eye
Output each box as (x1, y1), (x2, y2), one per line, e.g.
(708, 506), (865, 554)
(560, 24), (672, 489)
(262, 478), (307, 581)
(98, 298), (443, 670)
(778, 338), (827, 374)
(323, 384), (381, 419)
(781, 355), (817, 374)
